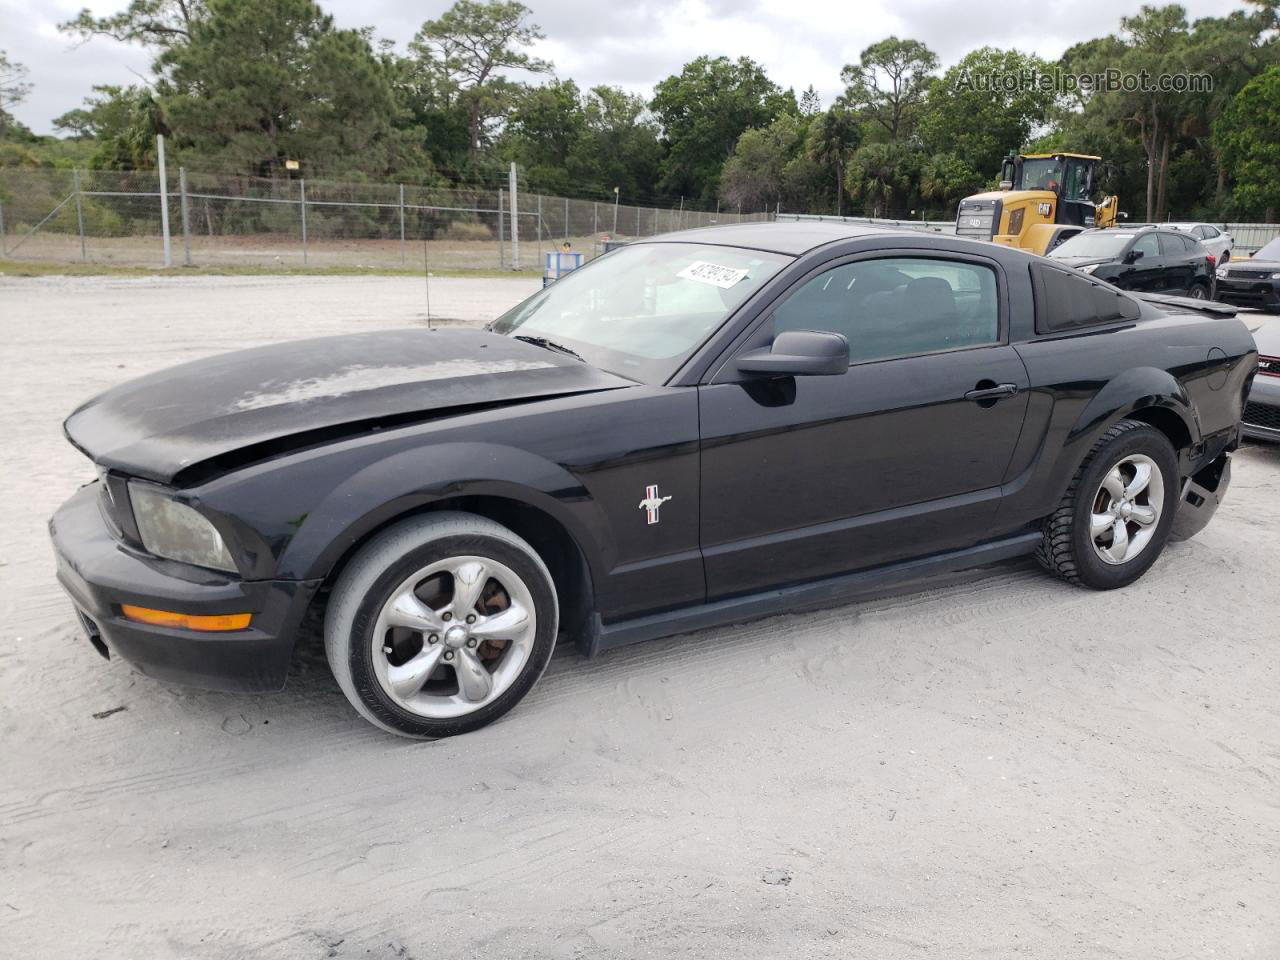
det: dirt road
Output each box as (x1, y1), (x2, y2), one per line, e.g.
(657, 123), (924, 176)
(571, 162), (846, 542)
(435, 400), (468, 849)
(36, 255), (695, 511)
(1, 274), (1277, 959)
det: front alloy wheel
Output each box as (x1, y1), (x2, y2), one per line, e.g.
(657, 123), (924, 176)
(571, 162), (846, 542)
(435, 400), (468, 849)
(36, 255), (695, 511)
(373, 555), (537, 719)
(325, 512), (558, 738)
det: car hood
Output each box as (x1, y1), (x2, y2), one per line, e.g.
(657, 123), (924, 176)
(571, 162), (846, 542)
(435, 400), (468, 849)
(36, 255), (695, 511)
(1226, 259), (1280, 273)
(65, 327), (634, 484)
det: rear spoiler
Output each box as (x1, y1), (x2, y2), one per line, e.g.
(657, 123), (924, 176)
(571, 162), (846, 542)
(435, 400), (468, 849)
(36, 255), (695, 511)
(1134, 292), (1237, 317)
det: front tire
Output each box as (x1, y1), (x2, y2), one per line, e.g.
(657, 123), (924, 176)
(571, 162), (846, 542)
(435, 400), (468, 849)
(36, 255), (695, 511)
(1037, 419), (1180, 590)
(324, 512), (559, 738)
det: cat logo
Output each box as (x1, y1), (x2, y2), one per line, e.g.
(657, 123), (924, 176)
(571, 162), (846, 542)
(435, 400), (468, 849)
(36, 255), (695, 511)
(1038, 202), (1052, 217)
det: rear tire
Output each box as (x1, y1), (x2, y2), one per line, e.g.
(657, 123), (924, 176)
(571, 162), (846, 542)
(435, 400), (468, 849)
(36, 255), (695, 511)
(1036, 419), (1180, 590)
(1188, 282), (1209, 300)
(324, 512), (559, 738)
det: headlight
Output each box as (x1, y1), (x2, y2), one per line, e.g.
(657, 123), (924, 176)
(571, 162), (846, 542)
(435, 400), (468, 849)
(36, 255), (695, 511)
(128, 482), (237, 573)
(1077, 263), (1099, 275)
(1217, 267), (1229, 278)
(1271, 272), (1280, 280)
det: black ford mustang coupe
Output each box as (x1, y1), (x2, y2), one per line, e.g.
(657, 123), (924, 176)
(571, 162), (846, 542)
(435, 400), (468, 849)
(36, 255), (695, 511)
(50, 223), (1256, 738)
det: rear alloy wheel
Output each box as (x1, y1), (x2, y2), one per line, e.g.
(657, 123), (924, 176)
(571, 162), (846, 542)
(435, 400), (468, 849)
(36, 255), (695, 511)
(1188, 282), (1209, 300)
(1037, 419), (1179, 590)
(325, 512), (558, 738)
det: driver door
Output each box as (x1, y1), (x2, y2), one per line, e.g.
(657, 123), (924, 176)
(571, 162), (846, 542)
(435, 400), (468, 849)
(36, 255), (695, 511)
(697, 252), (1030, 598)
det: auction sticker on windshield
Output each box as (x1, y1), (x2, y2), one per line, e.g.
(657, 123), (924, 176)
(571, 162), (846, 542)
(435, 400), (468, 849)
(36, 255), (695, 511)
(678, 261), (751, 288)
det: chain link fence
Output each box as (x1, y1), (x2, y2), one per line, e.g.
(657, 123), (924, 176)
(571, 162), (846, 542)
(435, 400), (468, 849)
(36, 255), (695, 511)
(0, 168), (771, 272)
(777, 212), (1280, 254)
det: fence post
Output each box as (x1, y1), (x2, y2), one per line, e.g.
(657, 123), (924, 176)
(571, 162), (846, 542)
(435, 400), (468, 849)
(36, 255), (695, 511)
(398, 183), (406, 265)
(592, 202), (598, 257)
(508, 162), (520, 270)
(300, 178), (308, 266)
(72, 169), (87, 262)
(498, 188), (505, 269)
(178, 167), (192, 266)
(564, 196), (569, 244)
(157, 135), (172, 267)
(536, 194), (543, 271)
(0, 198), (6, 257)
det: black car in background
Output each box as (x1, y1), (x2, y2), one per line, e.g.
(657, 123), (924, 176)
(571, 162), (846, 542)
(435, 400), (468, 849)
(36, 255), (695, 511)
(1215, 237), (1280, 313)
(1048, 227), (1216, 299)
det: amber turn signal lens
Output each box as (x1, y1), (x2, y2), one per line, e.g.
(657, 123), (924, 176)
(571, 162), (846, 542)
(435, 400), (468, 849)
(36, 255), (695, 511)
(120, 604), (251, 632)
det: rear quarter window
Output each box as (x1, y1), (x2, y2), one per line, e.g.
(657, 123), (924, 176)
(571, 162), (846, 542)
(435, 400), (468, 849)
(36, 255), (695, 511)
(1030, 262), (1142, 334)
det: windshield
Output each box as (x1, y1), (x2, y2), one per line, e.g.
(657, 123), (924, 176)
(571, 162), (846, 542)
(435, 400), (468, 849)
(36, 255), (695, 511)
(1021, 158), (1064, 192)
(491, 242), (792, 383)
(1049, 232), (1134, 259)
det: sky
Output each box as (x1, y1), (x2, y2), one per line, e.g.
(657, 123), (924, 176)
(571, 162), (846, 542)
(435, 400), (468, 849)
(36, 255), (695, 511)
(1, 0), (1257, 135)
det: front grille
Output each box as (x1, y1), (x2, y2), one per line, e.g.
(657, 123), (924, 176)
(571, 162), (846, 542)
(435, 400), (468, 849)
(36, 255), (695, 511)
(1243, 400), (1280, 432)
(956, 203), (996, 239)
(1228, 268), (1273, 279)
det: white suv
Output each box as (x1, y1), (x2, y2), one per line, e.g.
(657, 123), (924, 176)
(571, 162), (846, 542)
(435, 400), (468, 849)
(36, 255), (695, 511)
(1164, 223), (1233, 266)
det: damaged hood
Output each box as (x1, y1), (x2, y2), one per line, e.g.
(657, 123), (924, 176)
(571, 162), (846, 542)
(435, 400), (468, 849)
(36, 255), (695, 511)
(65, 327), (633, 483)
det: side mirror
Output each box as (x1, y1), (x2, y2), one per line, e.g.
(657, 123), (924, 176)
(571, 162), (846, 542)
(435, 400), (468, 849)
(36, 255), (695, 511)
(736, 330), (849, 377)
(1124, 249), (1144, 264)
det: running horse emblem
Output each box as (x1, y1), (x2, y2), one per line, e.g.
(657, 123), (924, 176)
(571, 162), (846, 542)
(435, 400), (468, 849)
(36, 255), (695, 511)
(638, 484), (672, 525)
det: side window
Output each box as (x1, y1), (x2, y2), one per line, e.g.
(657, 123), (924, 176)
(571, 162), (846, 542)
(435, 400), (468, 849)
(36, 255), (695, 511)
(1132, 233), (1160, 258)
(1062, 162), (1090, 201)
(1201, 225), (1220, 239)
(1158, 234), (1185, 256)
(771, 257), (999, 364)
(1031, 262), (1142, 334)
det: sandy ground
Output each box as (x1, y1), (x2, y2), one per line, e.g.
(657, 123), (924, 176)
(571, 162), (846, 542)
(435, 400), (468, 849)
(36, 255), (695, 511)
(0, 274), (1278, 960)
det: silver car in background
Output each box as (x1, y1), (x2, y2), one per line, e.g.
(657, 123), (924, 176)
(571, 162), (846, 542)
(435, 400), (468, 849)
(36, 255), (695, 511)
(1165, 222), (1234, 266)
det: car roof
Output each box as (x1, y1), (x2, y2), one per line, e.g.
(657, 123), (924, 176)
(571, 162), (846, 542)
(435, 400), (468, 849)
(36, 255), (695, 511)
(636, 219), (918, 256)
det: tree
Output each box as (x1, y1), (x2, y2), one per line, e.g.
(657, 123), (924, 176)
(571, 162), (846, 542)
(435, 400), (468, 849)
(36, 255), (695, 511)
(54, 86), (164, 167)
(158, 0), (420, 177)
(1187, 2), (1280, 207)
(1215, 66), (1280, 219)
(919, 47), (1058, 186)
(409, 0), (550, 156)
(501, 79), (587, 193)
(61, 0), (206, 48)
(841, 37), (938, 142)
(0, 50), (31, 137)
(844, 141), (922, 216)
(650, 55), (795, 204)
(577, 86), (662, 200)
(798, 85), (822, 116)
(805, 103), (861, 214)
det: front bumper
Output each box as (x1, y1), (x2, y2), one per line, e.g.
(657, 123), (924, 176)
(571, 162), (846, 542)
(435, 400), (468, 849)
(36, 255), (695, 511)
(1215, 278), (1280, 311)
(49, 482), (321, 693)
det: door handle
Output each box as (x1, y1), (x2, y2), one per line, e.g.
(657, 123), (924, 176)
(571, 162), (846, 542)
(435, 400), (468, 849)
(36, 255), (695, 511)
(964, 382), (1019, 402)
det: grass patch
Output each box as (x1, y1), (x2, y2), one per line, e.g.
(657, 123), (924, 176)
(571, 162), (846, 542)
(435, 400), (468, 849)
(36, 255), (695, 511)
(0, 259), (542, 280)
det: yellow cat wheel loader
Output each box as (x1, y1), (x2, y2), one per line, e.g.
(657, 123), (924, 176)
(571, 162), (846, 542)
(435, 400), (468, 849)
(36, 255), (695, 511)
(954, 153), (1122, 255)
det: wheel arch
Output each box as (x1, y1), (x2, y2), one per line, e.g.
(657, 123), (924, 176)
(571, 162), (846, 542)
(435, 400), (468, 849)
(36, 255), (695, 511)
(1069, 367), (1200, 464)
(273, 441), (605, 646)
(315, 494), (597, 648)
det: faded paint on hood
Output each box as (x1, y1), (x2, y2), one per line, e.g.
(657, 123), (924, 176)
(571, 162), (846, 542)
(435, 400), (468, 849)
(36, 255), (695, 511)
(65, 327), (633, 483)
